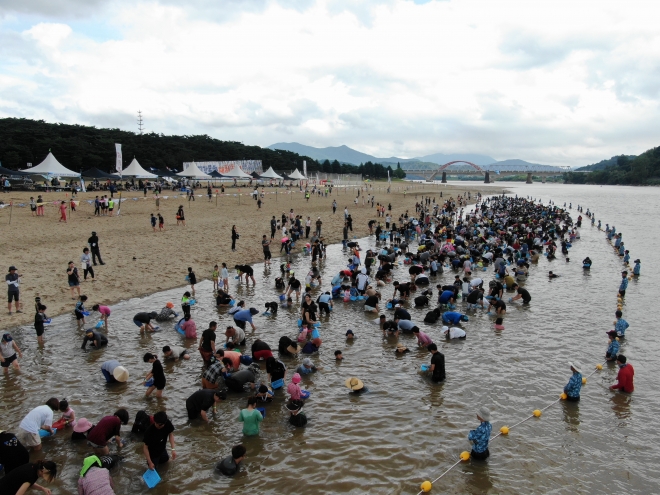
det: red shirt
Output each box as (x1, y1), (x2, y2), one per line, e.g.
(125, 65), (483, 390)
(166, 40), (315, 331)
(87, 416), (121, 446)
(612, 364), (635, 393)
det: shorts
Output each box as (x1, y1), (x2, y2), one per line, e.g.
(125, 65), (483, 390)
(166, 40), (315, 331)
(69, 281), (80, 287)
(134, 319), (145, 327)
(179, 350), (189, 359)
(364, 305), (376, 311)
(566, 395), (580, 402)
(76, 312), (85, 320)
(35, 326), (45, 337)
(253, 349), (273, 361)
(153, 380), (166, 391)
(8, 292), (19, 303)
(17, 428), (41, 448)
(264, 251), (272, 260)
(1, 353), (17, 367)
(470, 448), (490, 460)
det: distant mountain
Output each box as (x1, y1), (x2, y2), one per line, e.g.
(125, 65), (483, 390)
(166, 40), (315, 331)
(268, 142), (496, 167)
(575, 155), (637, 171)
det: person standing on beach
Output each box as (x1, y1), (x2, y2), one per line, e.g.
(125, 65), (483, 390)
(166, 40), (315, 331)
(58, 201), (67, 222)
(158, 213), (164, 231)
(81, 248), (94, 281)
(332, 200), (337, 214)
(176, 205), (186, 226)
(67, 261), (81, 299)
(6, 265), (21, 315)
(231, 225), (239, 251)
(88, 232), (104, 265)
(270, 216), (277, 239)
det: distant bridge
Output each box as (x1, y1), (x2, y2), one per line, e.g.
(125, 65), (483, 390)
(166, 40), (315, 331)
(404, 161), (580, 183)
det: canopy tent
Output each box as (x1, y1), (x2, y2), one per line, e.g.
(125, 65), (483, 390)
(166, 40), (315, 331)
(250, 171), (261, 179)
(23, 152), (80, 177)
(218, 166), (252, 179)
(120, 158), (157, 178)
(81, 167), (115, 179)
(208, 170), (225, 178)
(0, 165), (31, 177)
(177, 162), (212, 179)
(287, 168), (306, 180)
(259, 166), (284, 180)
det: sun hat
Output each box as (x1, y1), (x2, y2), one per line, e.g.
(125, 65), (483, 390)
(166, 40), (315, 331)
(441, 326), (449, 334)
(166, 302), (174, 309)
(287, 344), (300, 354)
(73, 418), (93, 433)
(112, 366), (129, 382)
(396, 343), (408, 352)
(249, 308), (260, 315)
(286, 401), (302, 412)
(568, 361), (582, 373)
(302, 358), (313, 367)
(8, 266), (17, 272)
(477, 406), (491, 422)
(345, 329), (354, 336)
(292, 373), (301, 384)
(345, 377), (364, 391)
(606, 330), (618, 338)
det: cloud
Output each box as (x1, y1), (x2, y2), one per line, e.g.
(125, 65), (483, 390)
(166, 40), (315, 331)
(0, 0), (660, 167)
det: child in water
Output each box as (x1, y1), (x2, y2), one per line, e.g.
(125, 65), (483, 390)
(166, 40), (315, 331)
(212, 265), (220, 291)
(494, 317), (505, 331)
(59, 399), (76, 426)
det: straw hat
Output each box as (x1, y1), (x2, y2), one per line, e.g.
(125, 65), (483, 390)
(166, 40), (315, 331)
(73, 418), (93, 433)
(112, 366), (129, 382)
(287, 344), (300, 355)
(345, 377), (364, 391)
(396, 343), (408, 352)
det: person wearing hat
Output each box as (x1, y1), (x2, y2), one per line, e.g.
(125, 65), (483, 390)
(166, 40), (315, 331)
(1, 333), (22, 374)
(286, 401), (308, 426)
(633, 259), (641, 276)
(442, 311), (469, 325)
(6, 265), (21, 315)
(87, 231), (104, 265)
(233, 308), (258, 332)
(133, 311), (158, 333)
(610, 354), (634, 393)
(563, 362), (583, 401)
(468, 406), (492, 460)
(426, 344), (445, 383)
(100, 360), (129, 384)
(0, 429), (30, 473)
(605, 331), (619, 361)
(296, 358), (318, 375)
(77, 455), (115, 494)
(287, 373), (304, 400)
(81, 329), (108, 350)
(155, 302), (177, 322)
(71, 418), (94, 441)
(395, 343), (410, 355)
(345, 377), (367, 395)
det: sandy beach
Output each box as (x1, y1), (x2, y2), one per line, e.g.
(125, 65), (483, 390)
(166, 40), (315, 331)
(0, 181), (502, 330)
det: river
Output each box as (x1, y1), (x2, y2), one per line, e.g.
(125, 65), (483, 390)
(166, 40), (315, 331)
(2, 183), (658, 494)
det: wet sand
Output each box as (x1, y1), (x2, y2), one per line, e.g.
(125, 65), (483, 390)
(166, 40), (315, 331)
(0, 182), (499, 330)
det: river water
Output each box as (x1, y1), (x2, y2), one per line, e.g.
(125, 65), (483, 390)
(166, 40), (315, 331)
(2, 183), (658, 495)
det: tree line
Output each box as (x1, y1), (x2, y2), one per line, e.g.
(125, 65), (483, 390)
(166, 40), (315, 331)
(0, 118), (405, 179)
(564, 147), (660, 185)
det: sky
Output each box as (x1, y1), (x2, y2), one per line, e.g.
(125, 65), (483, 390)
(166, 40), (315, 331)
(0, 0), (659, 167)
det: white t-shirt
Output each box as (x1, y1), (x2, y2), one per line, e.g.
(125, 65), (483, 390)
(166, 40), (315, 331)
(469, 278), (483, 288)
(166, 345), (186, 359)
(231, 327), (246, 344)
(1, 340), (15, 358)
(19, 405), (54, 433)
(356, 273), (369, 290)
(446, 327), (466, 339)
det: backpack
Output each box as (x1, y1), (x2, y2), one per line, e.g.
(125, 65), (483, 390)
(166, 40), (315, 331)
(131, 410), (153, 434)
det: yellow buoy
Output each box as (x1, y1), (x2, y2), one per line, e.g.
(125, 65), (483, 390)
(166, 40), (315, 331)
(500, 426), (509, 435)
(533, 409), (542, 417)
(582, 377), (587, 385)
(460, 451), (470, 461)
(421, 481), (432, 492)
(560, 393), (567, 400)
(596, 364), (603, 370)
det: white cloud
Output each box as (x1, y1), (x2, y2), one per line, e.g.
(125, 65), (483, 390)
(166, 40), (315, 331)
(0, 0), (659, 166)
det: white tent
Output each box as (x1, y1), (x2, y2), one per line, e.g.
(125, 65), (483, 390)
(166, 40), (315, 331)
(121, 158), (157, 178)
(177, 162), (212, 179)
(259, 166), (283, 180)
(220, 166), (252, 179)
(287, 168), (306, 180)
(24, 152), (80, 177)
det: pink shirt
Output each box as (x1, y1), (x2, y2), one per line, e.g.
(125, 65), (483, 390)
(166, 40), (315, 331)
(181, 319), (197, 339)
(416, 331), (433, 346)
(287, 382), (301, 400)
(98, 305), (111, 316)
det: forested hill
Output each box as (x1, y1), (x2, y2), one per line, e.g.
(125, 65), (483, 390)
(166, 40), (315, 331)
(0, 118), (323, 174)
(564, 146), (660, 185)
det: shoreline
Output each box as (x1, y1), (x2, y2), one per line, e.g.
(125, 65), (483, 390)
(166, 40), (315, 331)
(0, 182), (501, 331)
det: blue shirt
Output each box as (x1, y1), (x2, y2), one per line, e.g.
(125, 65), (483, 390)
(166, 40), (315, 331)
(438, 290), (455, 304)
(633, 263), (640, 275)
(233, 309), (253, 323)
(564, 371), (582, 398)
(619, 278), (628, 291)
(607, 340), (619, 356)
(615, 318), (629, 336)
(318, 294), (332, 304)
(468, 421), (492, 453)
(623, 253), (630, 263)
(442, 312), (464, 325)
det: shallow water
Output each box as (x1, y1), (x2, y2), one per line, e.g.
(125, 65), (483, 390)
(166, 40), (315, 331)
(2, 183), (659, 495)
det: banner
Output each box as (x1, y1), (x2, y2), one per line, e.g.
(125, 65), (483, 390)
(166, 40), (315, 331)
(185, 160), (262, 175)
(115, 144), (122, 175)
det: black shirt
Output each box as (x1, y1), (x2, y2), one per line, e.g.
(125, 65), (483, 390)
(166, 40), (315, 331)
(365, 295), (379, 307)
(67, 267), (79, 284)
(201, 329), (216, 352)
(0, 432), (29, 473)
(217, 456), (239, 476)
(134, 312), (153, 323)
(517, 288), (531, 302)
(431, 352), (446, 382)
(186, 390), (217, 416)
(151, 359), (166, 388)
(143, 420), (174, 460)
(394, 308), (411, 321)
(188, 272), (197, 284)
(466, 290), (483, 304)
(0, 462), (39, 494)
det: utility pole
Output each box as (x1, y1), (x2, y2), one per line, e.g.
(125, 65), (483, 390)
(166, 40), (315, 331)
(137, 110), (144, 134)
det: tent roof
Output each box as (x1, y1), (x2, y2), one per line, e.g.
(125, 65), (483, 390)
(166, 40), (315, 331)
(259, 166), (284, 179)
(0, 165), (31, 177)
(177, 162), (212, 179)
(219, 166), (252, 179)
(24, 152), (80, 177)
(121, 158), (157, 178)
(81, 167), (115, 179)
(287, 168), (306, 180)
(250, 171), (261, 179)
